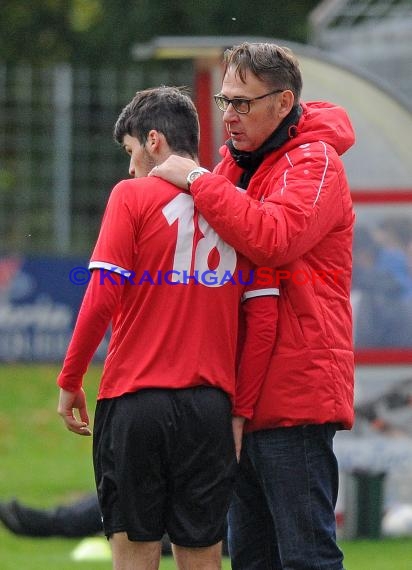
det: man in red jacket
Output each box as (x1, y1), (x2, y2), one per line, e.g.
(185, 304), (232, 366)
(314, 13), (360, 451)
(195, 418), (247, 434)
(151, 42), (355, 570)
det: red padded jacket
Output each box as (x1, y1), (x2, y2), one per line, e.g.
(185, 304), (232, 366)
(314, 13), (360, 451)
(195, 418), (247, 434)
(190, 101), (356, 431)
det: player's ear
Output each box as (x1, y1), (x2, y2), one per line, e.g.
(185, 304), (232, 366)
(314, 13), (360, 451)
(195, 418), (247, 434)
(277, 90), (294, 119)
(146, 129), (161, 154)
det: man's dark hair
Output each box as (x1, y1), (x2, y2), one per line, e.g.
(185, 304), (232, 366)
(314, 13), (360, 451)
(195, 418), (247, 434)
(114, 86), (199, 159)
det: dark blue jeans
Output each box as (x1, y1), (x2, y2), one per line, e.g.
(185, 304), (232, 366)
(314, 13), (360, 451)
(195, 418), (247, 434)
(227, 424), (344, 570)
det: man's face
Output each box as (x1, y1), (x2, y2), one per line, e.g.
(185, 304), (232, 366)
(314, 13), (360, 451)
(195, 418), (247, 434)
(123, 134), (156, 178)
(220, 66), (284, 152)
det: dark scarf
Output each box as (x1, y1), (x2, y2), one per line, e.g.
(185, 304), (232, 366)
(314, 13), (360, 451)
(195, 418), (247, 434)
(227, 104), (302, 189)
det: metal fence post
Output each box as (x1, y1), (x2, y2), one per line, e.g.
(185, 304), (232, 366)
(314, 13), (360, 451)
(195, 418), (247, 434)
(53, 64), (73, 253)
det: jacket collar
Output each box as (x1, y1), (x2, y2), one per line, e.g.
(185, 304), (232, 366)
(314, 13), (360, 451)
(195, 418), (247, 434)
(226, 104), (302, 189)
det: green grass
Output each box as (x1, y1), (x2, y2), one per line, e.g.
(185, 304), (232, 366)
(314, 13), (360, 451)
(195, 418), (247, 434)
(0, 364), (97, 503)
(342, 538), (412, 569)
(1, 364), (412, 569)
(0, 533), (231, 570)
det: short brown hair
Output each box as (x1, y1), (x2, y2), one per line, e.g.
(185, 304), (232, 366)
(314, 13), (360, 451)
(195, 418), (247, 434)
(223, 42), (302, 103)
(114, 86), (199, 159)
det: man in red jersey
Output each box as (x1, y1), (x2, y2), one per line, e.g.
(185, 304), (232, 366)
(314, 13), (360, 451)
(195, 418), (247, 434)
(150, 43), (355, 570)
(57, 86), (278, 570)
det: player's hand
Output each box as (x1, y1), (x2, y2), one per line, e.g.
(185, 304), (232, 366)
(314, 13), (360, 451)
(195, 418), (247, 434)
(149, 155), (198, 189)
(232, 416), (246, 462)
(57, 388), (92, 436)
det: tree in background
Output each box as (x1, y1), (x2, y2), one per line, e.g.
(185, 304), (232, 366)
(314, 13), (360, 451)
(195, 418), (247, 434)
(0, 0), (319, 66)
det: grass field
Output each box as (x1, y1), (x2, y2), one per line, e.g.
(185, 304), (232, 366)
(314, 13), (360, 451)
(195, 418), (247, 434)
(1, 363), (412, 569)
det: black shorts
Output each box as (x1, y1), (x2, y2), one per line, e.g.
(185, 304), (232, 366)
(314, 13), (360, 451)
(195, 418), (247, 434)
(93, 386), (236, 547)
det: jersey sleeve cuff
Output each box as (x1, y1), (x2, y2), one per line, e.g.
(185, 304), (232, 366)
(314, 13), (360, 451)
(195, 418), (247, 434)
(57, 373), (82, 393)
(232, 406), (253, 419)
(88, 260), (133, 279)
(242, 287), (280, 302)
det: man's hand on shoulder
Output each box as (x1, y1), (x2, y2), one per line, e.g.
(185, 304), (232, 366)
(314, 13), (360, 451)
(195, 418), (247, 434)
(149, 155), (198, 189)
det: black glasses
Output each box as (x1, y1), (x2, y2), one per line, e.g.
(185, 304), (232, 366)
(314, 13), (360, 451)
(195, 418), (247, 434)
(213, 89), (283, 114)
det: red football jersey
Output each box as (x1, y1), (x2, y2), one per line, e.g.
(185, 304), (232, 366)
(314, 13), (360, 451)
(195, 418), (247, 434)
(86, 177), (277, 400)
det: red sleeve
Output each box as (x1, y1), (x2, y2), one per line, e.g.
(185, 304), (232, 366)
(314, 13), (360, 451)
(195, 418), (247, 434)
(57, 269), (123, 392)
(233, 295), (278, 419)
(89, 180), (136, 276)
(190, 144), (346, 267)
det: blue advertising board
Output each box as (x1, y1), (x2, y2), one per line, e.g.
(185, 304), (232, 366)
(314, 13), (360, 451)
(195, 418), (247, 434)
(0, 255), (107, 362)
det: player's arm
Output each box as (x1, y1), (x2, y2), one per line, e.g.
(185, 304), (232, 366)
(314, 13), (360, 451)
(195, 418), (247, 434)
(232, 285), (278, 459)
(234, 294), (278, 420)
(58, 180), (137, 435)
(232, 294), (278, 458)
(57, 269), (123, 435)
